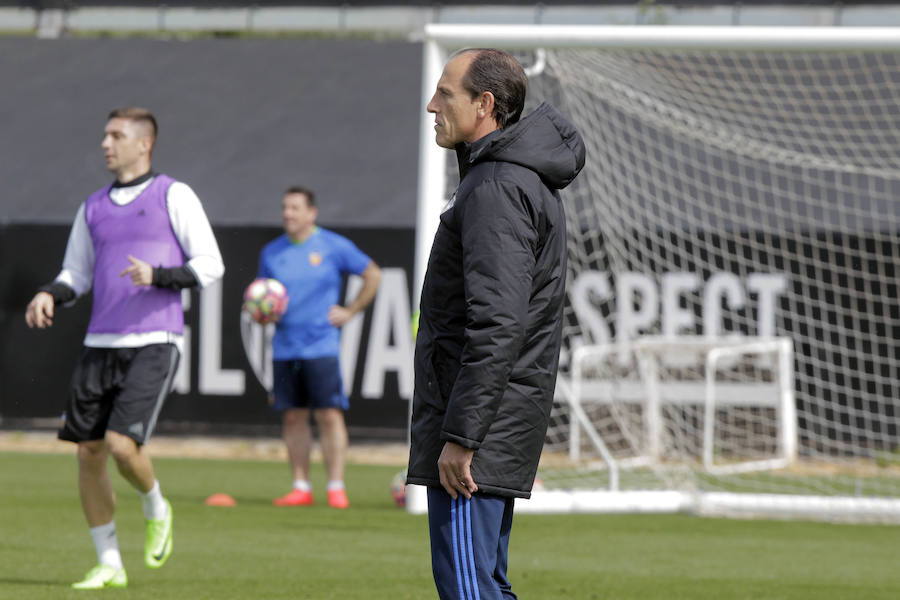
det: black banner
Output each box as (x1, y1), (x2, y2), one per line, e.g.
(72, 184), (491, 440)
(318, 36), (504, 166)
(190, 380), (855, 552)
(0, 223), (415, 440)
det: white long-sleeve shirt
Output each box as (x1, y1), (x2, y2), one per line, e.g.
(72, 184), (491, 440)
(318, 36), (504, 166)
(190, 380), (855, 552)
(56, 176), (225, 351)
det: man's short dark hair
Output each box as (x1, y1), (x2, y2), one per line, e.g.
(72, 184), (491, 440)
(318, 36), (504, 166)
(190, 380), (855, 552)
(457, 48), (527, 129)
(108, 107), (158, 142)
(284, 186), (315, 207)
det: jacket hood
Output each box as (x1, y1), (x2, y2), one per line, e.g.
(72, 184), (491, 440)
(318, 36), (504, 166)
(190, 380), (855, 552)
(456, 102), (586, 191)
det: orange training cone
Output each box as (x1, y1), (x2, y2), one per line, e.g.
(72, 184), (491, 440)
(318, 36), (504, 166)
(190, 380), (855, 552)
(205, 493), (237, 507)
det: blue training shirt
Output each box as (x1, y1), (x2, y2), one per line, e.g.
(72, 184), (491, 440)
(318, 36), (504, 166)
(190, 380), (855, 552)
(258, 228), (372, 360)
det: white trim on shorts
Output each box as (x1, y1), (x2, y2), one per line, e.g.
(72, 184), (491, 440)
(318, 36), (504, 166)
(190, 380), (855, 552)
(143, 344), (180, 445)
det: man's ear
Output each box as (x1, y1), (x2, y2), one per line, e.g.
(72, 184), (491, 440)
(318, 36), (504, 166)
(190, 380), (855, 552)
(477, 91), (496, 119)
(139, 135), (154, 156)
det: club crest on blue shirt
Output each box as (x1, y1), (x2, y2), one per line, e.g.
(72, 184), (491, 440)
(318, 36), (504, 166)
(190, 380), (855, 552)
(309, 252), (323, 266)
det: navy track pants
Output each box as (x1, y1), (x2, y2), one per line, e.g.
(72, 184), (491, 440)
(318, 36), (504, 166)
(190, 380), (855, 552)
(427, 487), (518, 600)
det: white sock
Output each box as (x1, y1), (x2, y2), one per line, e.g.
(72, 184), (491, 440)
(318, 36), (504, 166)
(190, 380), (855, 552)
(327, 480), (345, 492)
(292, 480), (311, 492)
(139, 480), (168, 521)
(89, 521), (123, 569)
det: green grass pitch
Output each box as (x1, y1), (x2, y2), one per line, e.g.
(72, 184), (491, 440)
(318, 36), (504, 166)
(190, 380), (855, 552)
(2, 450), (899, 599)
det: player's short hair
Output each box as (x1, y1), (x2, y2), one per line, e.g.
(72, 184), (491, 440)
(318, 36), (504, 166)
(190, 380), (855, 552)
(284, 186), (316, 207)
(108, 107), (158, 144)
(455, 48), (527, 129)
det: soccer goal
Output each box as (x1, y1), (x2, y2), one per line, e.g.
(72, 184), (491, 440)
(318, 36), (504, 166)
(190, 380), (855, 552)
(410, 24), (900, 522)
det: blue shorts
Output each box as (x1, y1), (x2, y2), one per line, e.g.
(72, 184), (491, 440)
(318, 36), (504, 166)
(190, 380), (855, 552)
(271, 356), (349, 412)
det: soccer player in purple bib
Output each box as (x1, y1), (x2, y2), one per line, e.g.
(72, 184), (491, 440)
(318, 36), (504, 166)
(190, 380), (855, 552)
(25, 107), (224, 589)
(256, 186), (381, 509)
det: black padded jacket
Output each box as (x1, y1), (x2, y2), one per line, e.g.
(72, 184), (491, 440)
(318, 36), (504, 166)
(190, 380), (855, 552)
(407, 103), (586, 498)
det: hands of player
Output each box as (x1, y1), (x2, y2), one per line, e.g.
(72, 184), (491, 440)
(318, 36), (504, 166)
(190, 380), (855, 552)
(25, 291), (55, 329)
(327, 305), (354, 327)
(120, 254), (153, 286)
(438, 441), (477, 500)
(252, 311), (280, 325)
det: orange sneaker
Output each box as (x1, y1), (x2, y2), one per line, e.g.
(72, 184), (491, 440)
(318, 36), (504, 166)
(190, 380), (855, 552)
(273, 489), (314, 506)
(327, 488), (349, 509)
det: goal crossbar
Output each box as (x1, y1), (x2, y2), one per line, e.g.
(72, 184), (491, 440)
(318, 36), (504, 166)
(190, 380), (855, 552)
(425, 24), (900, 50)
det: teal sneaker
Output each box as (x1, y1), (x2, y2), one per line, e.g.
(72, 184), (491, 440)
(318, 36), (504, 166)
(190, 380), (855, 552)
(144, 498), (173, 568)
(72, 564), (127, 589)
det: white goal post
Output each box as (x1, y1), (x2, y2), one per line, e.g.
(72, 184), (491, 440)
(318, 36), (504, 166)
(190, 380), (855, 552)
(410, 25), (900, 522)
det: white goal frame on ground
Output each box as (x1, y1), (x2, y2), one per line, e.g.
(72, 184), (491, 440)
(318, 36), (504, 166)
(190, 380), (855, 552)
(407, 24), (900, 520)
(531, 337), (795, 512)
(566, 337), (797, 478)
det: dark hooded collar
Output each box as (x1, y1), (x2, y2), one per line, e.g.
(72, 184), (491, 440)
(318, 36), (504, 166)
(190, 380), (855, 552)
(453, 103), (586, 191)
(454, 128), (502, 180)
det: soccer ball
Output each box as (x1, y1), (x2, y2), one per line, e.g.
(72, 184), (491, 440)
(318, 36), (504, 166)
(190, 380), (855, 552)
(242, 278), (289, 324)
(390, 469), (407, 508)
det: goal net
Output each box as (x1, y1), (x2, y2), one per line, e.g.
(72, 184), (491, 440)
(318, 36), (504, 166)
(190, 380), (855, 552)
(412, 25), (900, 522)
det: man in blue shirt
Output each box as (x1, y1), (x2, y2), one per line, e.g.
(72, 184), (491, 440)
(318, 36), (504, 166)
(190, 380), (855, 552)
(256, 186), (381, 509)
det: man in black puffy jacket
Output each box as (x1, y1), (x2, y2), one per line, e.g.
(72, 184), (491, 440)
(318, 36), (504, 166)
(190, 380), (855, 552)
(407, 48), (585, 599)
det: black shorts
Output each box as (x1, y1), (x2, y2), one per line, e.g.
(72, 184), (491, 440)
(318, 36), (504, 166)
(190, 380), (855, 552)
(58, 344), (180, 446)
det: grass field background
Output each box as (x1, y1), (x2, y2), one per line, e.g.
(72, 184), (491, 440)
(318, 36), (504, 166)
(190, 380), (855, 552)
(2, 449), (900, 599)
